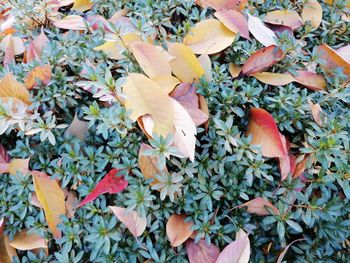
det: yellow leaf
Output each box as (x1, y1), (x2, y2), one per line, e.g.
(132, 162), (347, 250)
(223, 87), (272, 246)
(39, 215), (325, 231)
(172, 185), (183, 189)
(9, 230), (47, 250)
(32, 171), (65, 238)
(183, 18), (236, 54)
(264, 10), (303, 30)
(72, 0), (93, 12)
(166, 214), (193, 247)
(198, 54), (213, 81)
(122, 73), (174, 137)
(151, 75), (180, 94)
(167, 42), (205, 83)
(129, 41), (172, 78)
(229, 63), (242, 78)
(252, 72), (295, 86)
(0, 73), (31, 105)
(8, 158), (30, 176)
(302, 1), (323, 29)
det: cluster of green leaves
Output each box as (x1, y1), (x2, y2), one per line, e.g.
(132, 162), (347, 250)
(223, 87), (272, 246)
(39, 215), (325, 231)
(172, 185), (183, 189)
(0, 0), (349, 262)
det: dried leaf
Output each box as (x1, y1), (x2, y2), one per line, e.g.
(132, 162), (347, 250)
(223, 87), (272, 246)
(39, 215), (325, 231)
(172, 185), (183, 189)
(308, 100), (323, 126)
(186, 239), (220, 263)
(247, 14), (277, 47)
(0, 73), (31, 105)
(109, 206), (147, 238)
(229, 63), (242, 78)
(183, 18), (236, 55)
(214, 9), (250, 40)
(25, 28), (49, 62)
(32, 171), (65, 238)
(302, 1), (323, 29)
(0, 218), (17, 263)
(166, 214), (193, 247)
(72, 0), (93, 12)
(292, 70), (327, 91)
(122, 73), (174, 137)
(0, 143), (10, 163)
(198, 54), (213, 81)
(276, 239), (305, 263)
(151, 75), (180, 94)
(129, 41), (172, 78)
(238, 197), (279, 216)
(337, 45), (350, 62)
(8, 158), (30, 176)
(242, 46), (284, 75)
(9, 230), (47, 250)
(264, 10), (303, 30)
(77, 168), (128, 208)
(167, 42), (205, 83)
(0, 35), (25, 64)
(64, 189), (79, 218)
(53, 15), (87, 30)
(252, 72), (295, 86)
(199, 0), (248, 11)
(66, 114), (89, 141)
(24, 65), (51, 90)
(316, 44), (350, 77)
(216, 229), (250, 263)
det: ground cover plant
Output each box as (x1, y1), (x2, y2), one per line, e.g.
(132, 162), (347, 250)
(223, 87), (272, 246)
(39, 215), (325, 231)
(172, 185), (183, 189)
(0, 0), (350, 262)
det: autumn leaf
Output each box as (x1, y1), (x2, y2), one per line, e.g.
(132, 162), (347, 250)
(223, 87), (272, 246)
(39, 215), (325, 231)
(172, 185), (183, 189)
(65, 114), (89, 141)
(337, 45), (350, 62)
(53, 15), (87, 30)
(0, 218), (17, 263)
(291, 70), (327, 91)
(186, 239), (220, 263)
(166, 214), (193, 247)
(183, 18), (236, 55)
(122, 73), (174, 137)
(308, 99), (324, 126)
(109, 206), (147, 238)
(198, 54), (213, 81)
(129, 41), (172, 78)
(0, 73), (31, 105)
(0, 35), (24, 66)
(241, 46), (284, 75)
(264, 10), (303, 30)
(316, 44), (350, 77)
(238, 197), (280, 216)
(302, 1), (323, 29)
(0, 144), (10, 173)
(72, 0), (93, 12)
(247, 14), (277, 47)
(9, 230), (47, 250)
(276, 239), (306, 263)
(167, 42), (205, 83)
(214, 9), (250, 40)
(77, 168), (128, 208)
(216, 229), (250, 263)
(151, 75), (180, 94)
(25, 28), (49, 62)
(32, 171), (65, 238)
(229, 63), (242, 78)
(252, 72), (296, 86)
(8, 158), (30, 176)
(24, 65), (51, 90)
(198, 0), (248, 11)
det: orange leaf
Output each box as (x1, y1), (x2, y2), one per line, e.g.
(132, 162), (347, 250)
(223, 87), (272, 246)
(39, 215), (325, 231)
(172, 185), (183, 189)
(24, 65), (51, 90)
(214, 9), (250, 40)
(0, 218), (17, 263)
(242, 46), (284, 75)
(109, 206), (147, 238)
(0, 73), (31, 105)
(166, 214), (193, 247)
(264, 10), (303, 30)
(238, 197), (280, 216)
(8, 158), (30, 176)
(316, 44), (350, 77)
(32, 171), (65, 238)
(292, 70), (327, 91)
(9, 230), (47, 250)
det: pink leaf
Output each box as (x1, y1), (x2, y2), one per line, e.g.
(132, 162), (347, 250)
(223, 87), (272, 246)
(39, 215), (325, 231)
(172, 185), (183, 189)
(77, 168), (128, 208)
(25, 28), (49, 62)
(276, 238), (305, 263)
(214, 9), (250, 40)
(0, 144), (10, 163)
(238, 197), (280, 216)
(186, 239), (220, 263)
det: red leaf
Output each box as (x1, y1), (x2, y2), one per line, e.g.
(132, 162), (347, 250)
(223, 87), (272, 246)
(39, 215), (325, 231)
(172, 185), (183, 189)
(77, 168), (128, 208)
(186, 239), (220, 263)
(0, 144), (10, 163)
(242, 45), (284, 75)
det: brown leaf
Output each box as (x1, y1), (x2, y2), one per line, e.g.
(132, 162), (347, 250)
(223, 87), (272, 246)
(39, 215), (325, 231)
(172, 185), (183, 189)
(308, 100), (323, 126)
(276, 239), (306, 263)
(166, 214), (193, 247)
(238, 197), (280, 216)
(66, 114), (89, 141)
(0, 218), (17, 263)
(186, 239), (220, 263)
(24, 65), (51, 90)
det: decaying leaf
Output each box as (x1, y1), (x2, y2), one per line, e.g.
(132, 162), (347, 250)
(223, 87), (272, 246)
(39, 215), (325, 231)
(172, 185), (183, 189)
(32, 171), (65, 238)
(183, 18), (236, 55)
(276, 239), (306, 263)
(264, 10), (303, 30)
(216, 229), (250, 263)
(9, 230), (47, 250)
(167, 42), (205, 82)
(166, 214), (193, 247)
(109, 206), (147, 238)
(186, 239), (220, 263)
(247, 14), (277, 47)
(24, 65), (51, 89)
(241, 46), (284, 75)
(214, 9), (250, 40)
(308, 99), (323, 126)
(239, 197), (280, 216)
(72, 0), (93, 12)
(122, 73), (174, 137)
(302, 1), (323, 29)
(0, 73), (31, 105)
(77, 168), (128, 208)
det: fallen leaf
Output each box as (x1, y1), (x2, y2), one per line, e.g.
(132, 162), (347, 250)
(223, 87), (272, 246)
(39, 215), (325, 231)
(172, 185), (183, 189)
(72, 0), (93, 12)
(238, 197), (279, 216)
(129, 41), (172, 78)
(293, 154), (310, 178)
(53, 15), (87, 30)
(24, 65), (51, 89)
(276, 239), (305, 263)
(186, 239), (220, 263)
(77, 168), (128, 208)
(25, 28), (49, 62)
(137, 115), (155, 138)
(229, 63), (242, 78)
(0, 35), (25, 65)
(316, 44), (350, 77)
(247, 14), (277, 47)
(32, 171), (65, 238)
(264, 10), (303, 30)
(214, 9), (250, 40)
(171, 98), (197, 162)
(0, 143), (10, 163)
(216, 229), (250, 263)
(308, 100), (323, 126)
(166, 214), (193, 247)
(86, 14), (109, 31)
(9, 230), (47, 250)
(198, 0), (248, 11)
(122, 73), (174, 137)
(8, 158), (30, 176)
(183, 18), (236, 55)
(167, 42), (205, 83)
(151, 75), (180, 94)
(242, 46), (284, 76)
(302, 1), (323, 29)
(66, 114), (89, 141)
(291, 70), (327, 91)
(0, 218), (17, 263)
(337, 45), (350, 62)
(109, 206), (147, 238)
(252, 72), (295, 86)
(64, 189), (79, 218)
(198, 54), (213, 81)
(0, 73), (31, 105)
